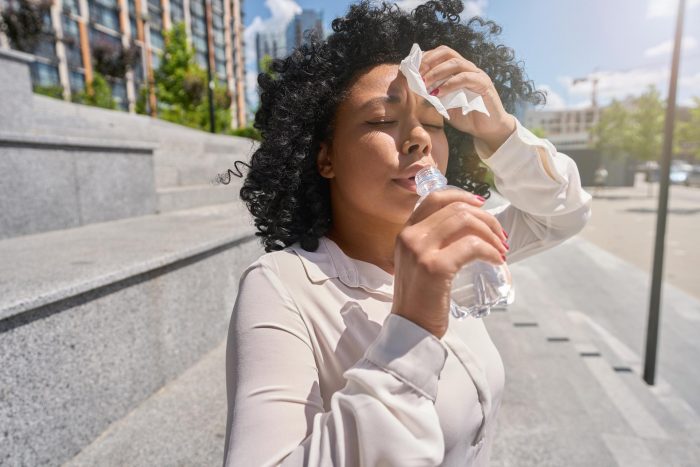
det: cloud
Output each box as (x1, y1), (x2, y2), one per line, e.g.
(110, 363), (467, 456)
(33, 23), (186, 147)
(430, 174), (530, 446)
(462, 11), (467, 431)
(646, 0), (700, 18)
(558, 67), (670, 106)
(244, 0), (302, 111)
(536, 84), (566, 110)
(644, 36), (698, 57)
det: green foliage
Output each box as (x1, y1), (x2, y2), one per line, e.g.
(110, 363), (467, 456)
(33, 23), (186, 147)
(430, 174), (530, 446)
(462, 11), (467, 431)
(259, 54), (278, 79)
(72, 72), (117, 110)
(591, 99), (632, 160)
(33, 84), (64, 99)
(530, 127), (546, 138)
(152, 22), (232, 132)
(0, 0), (52, 53)
(228, 125), (262, 141)
(676, 96), (700, 161)
(591, 85), (700, 163)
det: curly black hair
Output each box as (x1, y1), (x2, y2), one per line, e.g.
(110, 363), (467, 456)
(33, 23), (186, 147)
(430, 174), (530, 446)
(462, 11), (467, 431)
(235, 0), (546, 253)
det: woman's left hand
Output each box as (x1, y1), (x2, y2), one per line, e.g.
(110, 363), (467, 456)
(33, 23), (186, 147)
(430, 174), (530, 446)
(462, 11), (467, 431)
(420, 45), (517, 152)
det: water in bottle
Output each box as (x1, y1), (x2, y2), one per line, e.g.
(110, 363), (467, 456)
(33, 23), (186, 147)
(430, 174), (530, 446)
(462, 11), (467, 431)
(414, 166), (514, 319)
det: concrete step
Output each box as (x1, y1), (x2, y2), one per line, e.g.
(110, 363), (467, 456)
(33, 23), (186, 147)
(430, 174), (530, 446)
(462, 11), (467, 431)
(64, 340), (229, 467)
(157, 184), (246, 214)
(0, 203), (262, 466)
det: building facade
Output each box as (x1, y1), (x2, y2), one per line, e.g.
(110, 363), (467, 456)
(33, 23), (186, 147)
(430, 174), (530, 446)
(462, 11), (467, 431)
(523, 106), (600, 151)
(285, 8), (322, 55)
(0, 0), (247, 127)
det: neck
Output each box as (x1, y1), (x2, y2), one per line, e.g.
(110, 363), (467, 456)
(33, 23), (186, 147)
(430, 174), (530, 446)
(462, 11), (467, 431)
(325, 213), (402, 276)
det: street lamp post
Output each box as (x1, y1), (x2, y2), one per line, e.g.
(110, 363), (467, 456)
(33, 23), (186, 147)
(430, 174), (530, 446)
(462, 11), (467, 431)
(643, 0), (686, 386)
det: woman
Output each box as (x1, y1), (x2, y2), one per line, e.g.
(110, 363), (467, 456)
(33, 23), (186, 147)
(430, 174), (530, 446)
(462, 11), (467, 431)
(223, 1), (592, 465)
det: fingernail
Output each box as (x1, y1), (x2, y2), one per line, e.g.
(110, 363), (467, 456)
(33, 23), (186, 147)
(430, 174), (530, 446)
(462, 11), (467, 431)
(475, 195), (485, 202)
(429, 87), (440, 96)
(502, 229), (508, 239)
(502, 240), (509, 250)
(501, 254), (507, 262)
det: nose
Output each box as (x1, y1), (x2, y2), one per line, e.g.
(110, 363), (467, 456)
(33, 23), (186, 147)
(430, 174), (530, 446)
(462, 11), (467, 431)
(400, 124), (432, 157)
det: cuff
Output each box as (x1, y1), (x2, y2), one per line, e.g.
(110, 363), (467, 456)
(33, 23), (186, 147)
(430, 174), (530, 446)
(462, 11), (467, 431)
(364, 314), (449, 401)
(473, 117), (564, 185)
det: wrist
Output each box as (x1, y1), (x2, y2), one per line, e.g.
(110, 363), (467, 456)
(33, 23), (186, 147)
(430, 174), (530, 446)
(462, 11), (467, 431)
(479, 114), (516, 154)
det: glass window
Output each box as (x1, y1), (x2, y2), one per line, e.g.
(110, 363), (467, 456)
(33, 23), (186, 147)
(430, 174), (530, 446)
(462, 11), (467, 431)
(170, 3), (184, 24)
(31, 62), (60, 87)
(63, 0), (80, 14)
(150, 27), (164, 50)
(88, 0), (121, 32)
(196, 51), (207, 68)
(69, 70), (85, 93)
(151, 50), (161, 70)
(111, 78), (128, 110)
(34, 36), (57, 61)
(190, 1), (204, 18)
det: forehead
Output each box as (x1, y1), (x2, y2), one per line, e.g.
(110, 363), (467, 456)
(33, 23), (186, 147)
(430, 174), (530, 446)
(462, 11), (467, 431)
(345, 63), (405, 101)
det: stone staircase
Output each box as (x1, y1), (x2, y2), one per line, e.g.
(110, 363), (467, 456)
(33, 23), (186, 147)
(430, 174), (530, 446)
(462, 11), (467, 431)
(0, 48), (263, 466)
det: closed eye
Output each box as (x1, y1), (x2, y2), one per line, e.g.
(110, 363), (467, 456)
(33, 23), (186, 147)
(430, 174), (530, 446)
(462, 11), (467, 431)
(366, 121), (444, 130)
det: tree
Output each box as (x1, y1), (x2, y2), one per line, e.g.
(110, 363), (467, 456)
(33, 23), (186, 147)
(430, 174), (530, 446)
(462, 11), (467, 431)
(629, 85), (665, 162)
(153, 22), (231, 132)
(675, 96), (700, 162)
(72, 72), (117, 110)
(591, 98), (633, 160)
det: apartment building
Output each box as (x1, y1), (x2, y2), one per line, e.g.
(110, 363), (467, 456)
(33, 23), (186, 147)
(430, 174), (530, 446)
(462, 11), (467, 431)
(0, 0), (247, 127)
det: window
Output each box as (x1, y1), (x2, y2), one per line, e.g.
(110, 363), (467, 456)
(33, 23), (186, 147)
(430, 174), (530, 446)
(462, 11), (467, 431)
(31, 62), (60, 87)
(150, 27), (164, 50)
(111, 78), (128, 110)
(88, 0), (121, 32)
(69, 70), (85, 93)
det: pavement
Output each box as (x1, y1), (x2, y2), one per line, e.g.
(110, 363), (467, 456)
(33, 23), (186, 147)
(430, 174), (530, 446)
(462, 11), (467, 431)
(62, 184), (700, 467)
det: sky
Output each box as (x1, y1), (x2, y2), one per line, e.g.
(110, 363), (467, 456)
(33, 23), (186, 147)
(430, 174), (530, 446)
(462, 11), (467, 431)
(243, 0), (700, 113)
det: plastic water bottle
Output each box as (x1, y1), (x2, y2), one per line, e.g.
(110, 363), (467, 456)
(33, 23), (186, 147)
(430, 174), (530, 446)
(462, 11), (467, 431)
(414, 166), (514, 319)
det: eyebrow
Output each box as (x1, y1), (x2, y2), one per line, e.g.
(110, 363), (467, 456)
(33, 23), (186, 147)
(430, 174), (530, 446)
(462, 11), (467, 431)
(360, 95), (435, 110)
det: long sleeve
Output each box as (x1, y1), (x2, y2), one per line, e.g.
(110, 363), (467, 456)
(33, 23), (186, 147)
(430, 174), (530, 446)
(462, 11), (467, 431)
(223, 259), (449, 467)
(474, 117), (593, 264)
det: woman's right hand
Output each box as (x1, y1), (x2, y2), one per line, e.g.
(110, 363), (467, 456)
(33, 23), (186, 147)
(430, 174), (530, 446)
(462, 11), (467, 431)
(391, 189), (509, 339)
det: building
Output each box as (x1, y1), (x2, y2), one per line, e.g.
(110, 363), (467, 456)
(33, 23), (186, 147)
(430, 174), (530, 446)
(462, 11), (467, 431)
(0, 0), (247, 127)
(523, 106), (600, 151)
(285, 8), (322, 55)
(255, 30), (285, 73)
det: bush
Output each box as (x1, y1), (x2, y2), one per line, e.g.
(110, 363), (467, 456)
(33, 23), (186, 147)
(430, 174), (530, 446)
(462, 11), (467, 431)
(72, 72), (117, 109)
(33, 84), (64, 99)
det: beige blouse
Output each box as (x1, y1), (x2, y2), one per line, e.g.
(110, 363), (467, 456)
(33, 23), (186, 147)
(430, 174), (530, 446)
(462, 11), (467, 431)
(223, 118), (593, 466)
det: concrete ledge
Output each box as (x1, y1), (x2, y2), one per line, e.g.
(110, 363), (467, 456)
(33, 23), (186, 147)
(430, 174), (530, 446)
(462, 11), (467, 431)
(0, 131), (156, 154)
(0, 203), (256, 322)
(0, 47), (35, 64)
(0, 202), (263, 466)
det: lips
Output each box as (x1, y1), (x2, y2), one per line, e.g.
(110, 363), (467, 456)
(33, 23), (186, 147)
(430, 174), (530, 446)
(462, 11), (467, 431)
(393, 176), (417, 192)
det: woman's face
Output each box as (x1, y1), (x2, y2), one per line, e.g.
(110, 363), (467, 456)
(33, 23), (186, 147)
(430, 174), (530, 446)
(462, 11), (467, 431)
(318, 63), (450, 227)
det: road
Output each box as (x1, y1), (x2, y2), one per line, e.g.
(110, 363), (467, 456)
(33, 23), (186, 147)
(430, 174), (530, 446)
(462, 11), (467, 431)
(579, 177), (700, 300)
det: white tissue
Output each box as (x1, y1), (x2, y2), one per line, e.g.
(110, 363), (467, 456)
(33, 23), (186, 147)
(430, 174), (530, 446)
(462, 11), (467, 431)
(399, 43), (491, 120)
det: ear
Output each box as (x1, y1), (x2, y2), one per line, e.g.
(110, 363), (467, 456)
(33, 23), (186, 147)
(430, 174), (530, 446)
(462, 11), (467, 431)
(316, 142), (335, 179)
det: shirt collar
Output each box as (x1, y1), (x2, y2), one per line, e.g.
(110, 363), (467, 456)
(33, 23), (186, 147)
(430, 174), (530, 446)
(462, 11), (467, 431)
(290, 236), (395, 298)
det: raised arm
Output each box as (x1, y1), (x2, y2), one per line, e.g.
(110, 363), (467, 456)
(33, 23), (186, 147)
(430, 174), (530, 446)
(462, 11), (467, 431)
(223, 259), (449, 466)
(474, 117), (593, 264)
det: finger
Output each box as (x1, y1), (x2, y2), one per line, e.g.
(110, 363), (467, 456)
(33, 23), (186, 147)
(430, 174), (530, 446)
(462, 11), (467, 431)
(468, 207), (508, 244)
(441, 234), (506, 270)
(423, 60), (479, 93)
(409, 189), (484, 226)
(422, 203), (507, 255)
(431, 70), (492, 97)
(419, 45), (478, 77)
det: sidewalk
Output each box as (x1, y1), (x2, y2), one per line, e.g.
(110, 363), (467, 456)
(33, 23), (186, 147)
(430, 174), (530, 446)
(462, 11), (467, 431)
(63, 232), (700, 467)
